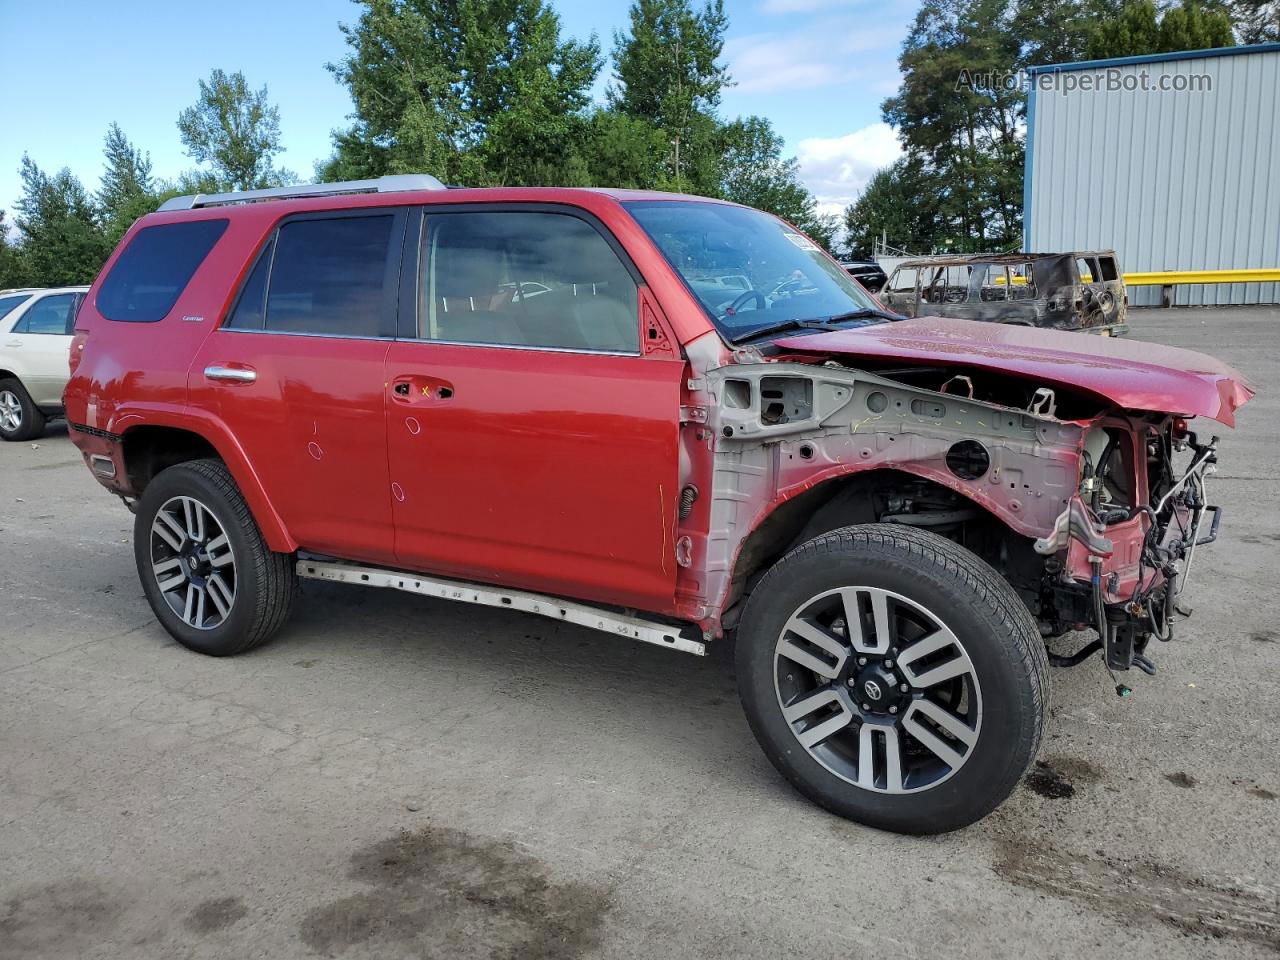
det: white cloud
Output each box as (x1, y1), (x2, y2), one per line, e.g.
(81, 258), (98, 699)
(796, 122), (902, 209)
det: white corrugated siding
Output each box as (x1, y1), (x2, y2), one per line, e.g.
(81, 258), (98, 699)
(1026, 46), (1280, 305)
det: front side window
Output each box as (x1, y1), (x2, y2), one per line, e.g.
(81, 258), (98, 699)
(97, 219), (228, 322)
(0, 294), (32, 323)
(419, 211), (638, 352)
(625, 201), (888, 343)
(13, 293), (76, 335)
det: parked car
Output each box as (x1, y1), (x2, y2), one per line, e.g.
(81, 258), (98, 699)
(0, 286), (88, 440)
(66, 178), (1251, 833)
(880, 251), (1128, 335)
(838, 258), (889, 293)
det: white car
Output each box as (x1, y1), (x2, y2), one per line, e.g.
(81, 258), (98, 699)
(0, 286), (88, 440)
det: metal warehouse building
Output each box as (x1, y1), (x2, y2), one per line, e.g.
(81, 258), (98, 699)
(1024, 43), (1280, 305)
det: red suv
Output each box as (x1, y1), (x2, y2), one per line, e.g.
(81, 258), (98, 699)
(66, 176), (1252, 833)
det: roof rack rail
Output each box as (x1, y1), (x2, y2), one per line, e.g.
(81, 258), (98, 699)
(157, 174), (447, 212)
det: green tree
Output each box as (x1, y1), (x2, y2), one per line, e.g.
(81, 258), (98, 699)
(609, 0), (729, 192)
(1089, 0), (1234, 56)
(843, 159), (943, 255)
(580, 110), (668, 188)
(883, 0), (1023, 250)
(177, 69), (291, 190)
(98, 123), (158, 244)
(325, 0), (600, 186)
(0, 211), (31, 289)
(13, 156), (110, 286)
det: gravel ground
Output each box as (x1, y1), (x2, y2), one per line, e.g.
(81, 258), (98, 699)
(1, 306), (1277, 960)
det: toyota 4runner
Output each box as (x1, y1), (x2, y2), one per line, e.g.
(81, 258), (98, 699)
(66, 176), (1253, 833)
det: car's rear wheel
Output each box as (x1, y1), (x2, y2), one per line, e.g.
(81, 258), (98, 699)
(0, 379), (46, 441)
(736, 524), (1048, 834)
(134, 458), (296, 656)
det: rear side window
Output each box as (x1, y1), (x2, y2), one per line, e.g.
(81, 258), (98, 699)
(13, 293), (77, 334)
(264, 215), (396, 337)
(0, 294), (31, 323)
(97, 219), (228, 322)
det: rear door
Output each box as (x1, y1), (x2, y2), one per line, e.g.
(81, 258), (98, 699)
(191, 209), (406, 564)
(383, 206), (685, 611)
(6, 292), (77, 406)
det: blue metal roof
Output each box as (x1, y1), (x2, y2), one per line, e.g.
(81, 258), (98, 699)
(1027, 41), (1280, 75)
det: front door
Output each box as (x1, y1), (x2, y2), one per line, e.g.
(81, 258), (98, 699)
(384, 207), (684, 611)
(191, 209), (406, 564)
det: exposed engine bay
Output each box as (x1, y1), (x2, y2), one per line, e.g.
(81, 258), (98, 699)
(686, 350), (1224, 691)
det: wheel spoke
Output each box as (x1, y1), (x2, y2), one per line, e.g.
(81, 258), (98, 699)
(183, 498), (206, 543)
(779, 617), (848, 679)
(843, 588), (892, 655)
(902, 699), (976, 771)
(207, 574), (233, 618)
(856, 722), (904, 792)
(910, 698), (978, 748)
(782, 687), (857, 749)
(153, 557), (186, 593)
(206, 534), (234, 569)
(156, 511), (187, 551)
(897, 627), (973, 689)
(182, 584), (197, 625)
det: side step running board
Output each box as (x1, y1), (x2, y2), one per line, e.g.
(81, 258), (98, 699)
(296, 559), (707, 656)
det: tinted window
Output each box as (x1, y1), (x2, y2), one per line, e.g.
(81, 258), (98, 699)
(421, 212), (638, 352)
(97, 219), (228, 322)
(0, 294), (31, 323)
(14, 293), (76, 335)
(265, 216), (395, 337)
(225, 238), (275, 331)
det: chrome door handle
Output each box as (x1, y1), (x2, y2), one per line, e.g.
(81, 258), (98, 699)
(204, 365), (256, 383)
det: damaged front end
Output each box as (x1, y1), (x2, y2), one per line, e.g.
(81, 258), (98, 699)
(679, 326), (1248, 691)
(1034, 419), (1222, 685)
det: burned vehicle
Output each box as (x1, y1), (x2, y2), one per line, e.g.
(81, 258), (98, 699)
(880, 251), (1128, 335)
(68, 181), (1250, 834)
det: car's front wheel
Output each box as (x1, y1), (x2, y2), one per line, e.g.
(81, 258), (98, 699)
(0, 379), (46, 441)
(134, 458), (296, 656)
(736, 524), (1048, 834)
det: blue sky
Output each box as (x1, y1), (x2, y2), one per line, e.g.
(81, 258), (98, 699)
(0, 0), (912, 222)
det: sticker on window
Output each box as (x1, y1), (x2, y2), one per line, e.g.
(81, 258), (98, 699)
(782, 232), (819, 252)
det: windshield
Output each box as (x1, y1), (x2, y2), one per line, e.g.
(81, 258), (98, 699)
(624, 201), (889, 341)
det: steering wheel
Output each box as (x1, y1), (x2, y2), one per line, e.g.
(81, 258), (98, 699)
(726, 290), (767, 316)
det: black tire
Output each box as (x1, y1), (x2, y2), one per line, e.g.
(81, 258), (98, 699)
(134, 458), (296, 656)
(735, 524), (1049, 834)
(0, 378), (47, 441)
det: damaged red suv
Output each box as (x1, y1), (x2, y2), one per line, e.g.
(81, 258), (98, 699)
(66, 176), (1253, 833)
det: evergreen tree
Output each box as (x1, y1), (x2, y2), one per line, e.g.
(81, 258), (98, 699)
(98, 123), (158, 244)
(609, 0), (729, 192)
(13, 156), (111, 286)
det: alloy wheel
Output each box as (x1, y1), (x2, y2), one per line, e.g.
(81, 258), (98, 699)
(0, 390), (22, 432)
(773, 586), (982, 794)
(150, 496), (237, 630)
